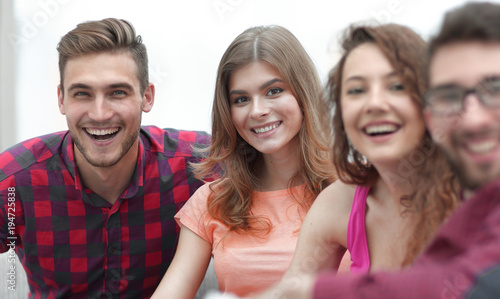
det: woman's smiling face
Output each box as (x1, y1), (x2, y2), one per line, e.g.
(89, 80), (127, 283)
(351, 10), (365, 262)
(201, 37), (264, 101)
(229, 60), (303, 158)
(340, 43), (426, 166)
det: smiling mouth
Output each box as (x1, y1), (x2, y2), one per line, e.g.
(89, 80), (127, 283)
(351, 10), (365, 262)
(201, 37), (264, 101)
(467, 140), (498, 154)
(363, 124), (400, 136)
(84, 128), (120, 141)
(252, 122), (281, 134)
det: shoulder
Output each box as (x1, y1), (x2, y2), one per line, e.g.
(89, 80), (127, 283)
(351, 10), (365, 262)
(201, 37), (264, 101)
(301, 180), (356, 245)
(313, 180), (356, 212)
(183, 182), (218, 208)
(192, 182), (213, 201)
(140, 126), (210, 158)
(307, 181), (356, 228)
(0, 131), (68, 181)
(177, 183), (215, 223)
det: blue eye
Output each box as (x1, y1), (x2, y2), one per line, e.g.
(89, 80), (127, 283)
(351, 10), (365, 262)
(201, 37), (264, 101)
(74, 91), (90, 97)
(266, 87), (283, 96)
(112, 90), (127, 96)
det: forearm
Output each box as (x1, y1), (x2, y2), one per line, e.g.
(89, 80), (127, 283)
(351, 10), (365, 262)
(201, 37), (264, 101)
(253, 273), (316, 299)
(313, 266), (473, 299)
(151, 225), (212, 299)
(285, 242), (345, 280)
(151, 269), (201, 299)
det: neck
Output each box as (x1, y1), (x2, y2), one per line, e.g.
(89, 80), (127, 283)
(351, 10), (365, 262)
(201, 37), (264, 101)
(259, 143), (302, 191)
(373, 162), (414, 206)
(75, 141), (139, 204)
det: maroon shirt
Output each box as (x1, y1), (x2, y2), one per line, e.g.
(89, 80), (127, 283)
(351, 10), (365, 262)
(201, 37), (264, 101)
(314, 179), (500, 298)
(0, 126), (210, 298)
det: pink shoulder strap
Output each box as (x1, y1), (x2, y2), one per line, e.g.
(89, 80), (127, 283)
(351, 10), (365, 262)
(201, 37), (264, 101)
(347, 185), (371, 274)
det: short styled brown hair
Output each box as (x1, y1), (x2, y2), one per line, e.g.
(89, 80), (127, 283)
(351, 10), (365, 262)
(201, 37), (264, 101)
(428, 1), (500, 63)
(57, 18), (149, 94)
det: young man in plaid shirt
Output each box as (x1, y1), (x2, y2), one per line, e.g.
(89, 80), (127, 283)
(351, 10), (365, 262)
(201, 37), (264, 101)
(251, 2), (500, 298)
(0, 18), (210, 298)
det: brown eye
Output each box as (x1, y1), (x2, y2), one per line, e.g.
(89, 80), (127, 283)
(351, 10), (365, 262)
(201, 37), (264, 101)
(390, 82), (405, 91)
(347, 87), (364, 95)
(266, 87), (283, 96)
(233, 97), (250, 104)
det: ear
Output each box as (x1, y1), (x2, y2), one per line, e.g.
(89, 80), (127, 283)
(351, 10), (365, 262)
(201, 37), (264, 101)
(141, 83), (155, 113)
(58, 85), (66, 115)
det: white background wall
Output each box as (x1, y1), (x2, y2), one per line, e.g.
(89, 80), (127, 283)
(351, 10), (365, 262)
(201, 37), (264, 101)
(0, 1), (498, 298)
(2, 0), (495, 152)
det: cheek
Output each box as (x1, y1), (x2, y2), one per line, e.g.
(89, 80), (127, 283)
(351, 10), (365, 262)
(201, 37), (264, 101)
(118, 101), (145, 118)
(230, 108), (245, 131)
(428, 118), (455, 145)
(339, 103), (358, 134)
(285, 100), (303, 124)
(62, 105), (82, 122)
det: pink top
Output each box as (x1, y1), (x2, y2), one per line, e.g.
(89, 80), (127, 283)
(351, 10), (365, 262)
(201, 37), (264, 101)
(175, 182), (308, 297)
(346, 186), (371, 274)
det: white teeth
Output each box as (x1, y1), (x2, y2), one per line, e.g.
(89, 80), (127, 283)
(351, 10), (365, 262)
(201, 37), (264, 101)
(468, 140), (497, 154)
(85, 128), (119, 136)
(254, 123), (279, 134)
(365, 124), (398, 135)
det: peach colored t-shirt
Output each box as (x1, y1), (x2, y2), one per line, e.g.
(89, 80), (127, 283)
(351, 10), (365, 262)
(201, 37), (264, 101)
(175, 182), (308, 297)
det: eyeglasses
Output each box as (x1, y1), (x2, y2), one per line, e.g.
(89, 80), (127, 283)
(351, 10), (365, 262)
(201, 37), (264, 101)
(424, 77), (500, 116)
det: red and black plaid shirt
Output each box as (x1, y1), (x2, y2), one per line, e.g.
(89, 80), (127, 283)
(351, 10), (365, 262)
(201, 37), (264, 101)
(314, 179), (500, 298)
(0, 126), (210, 298)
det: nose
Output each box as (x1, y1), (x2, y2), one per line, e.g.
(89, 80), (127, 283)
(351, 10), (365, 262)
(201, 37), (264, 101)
(365, 85), (389, 113)
(249, 97), (270, 119)
(460, 93), (494, 131)
(88, 95), (113, 121)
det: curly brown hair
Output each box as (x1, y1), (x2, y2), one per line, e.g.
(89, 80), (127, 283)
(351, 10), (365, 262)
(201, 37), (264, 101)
(326, 23), (460, 265)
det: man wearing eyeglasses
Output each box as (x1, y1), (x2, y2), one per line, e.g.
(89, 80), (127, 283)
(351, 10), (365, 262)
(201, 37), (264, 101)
(424, 36), (500, 199)
(250, 2), (500, 298)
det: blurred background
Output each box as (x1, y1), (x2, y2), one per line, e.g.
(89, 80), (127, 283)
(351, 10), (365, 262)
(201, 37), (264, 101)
(0, 0), (497, 298)
(1, 0), (495, 152)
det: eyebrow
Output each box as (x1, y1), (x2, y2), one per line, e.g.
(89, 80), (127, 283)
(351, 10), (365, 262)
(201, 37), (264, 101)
(229, 78), (283, 96)
(344, 71), (399, 83)
(67, 82), (135, 92)
(260, 78), (283, 90)
(429, 83), (460, 90)
(67, 83), (91, 92)
(430, 75), (500, 90)
(108, 83), (134, 91)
